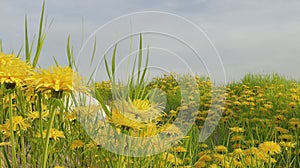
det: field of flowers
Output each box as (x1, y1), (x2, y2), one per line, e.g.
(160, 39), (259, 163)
(0, 3), (299, 168)
(1, 50), (300, 167)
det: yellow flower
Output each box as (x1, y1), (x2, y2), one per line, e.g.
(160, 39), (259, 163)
(65, 112), (77, 122)
(212, 153), (225, 162)
(25, 66), (83, 93)
(288, 102), (296, 108)
(230, 135), (244, 142)
(108, 108), (144, 130)
(0, 141), (11, 146)
(27, 111), (49, 121)
(159, 124), (183, 135)
(161, 152), (183, 165)
(132, 99), (151, 110)
(199, 143), (208, 149)
(4, 116), (30, 132)
(214, 145), (228, 153)
(0, 53), (33, 88)
(208, 164), (218, 168)
(37, 128), (65, 141)
(71, 140), (84, 149)
(86, 141), (97, 148)
(274, 126), (289, 134)
(229, 127), (245, 133)
(170, 146), (187, 153)
(232, 148), (244, 156)
(195, 161), (206, 168)
(279, 141), (297, 150)
(278, 134), (293, 141)
(108, 98), (164, 131)
(258, 141), (281, 155)
(54, 166), (64, 168)
(199, 154), (212, 162)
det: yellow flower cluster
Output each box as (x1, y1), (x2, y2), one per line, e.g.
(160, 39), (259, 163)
(0, 53), (32, 88)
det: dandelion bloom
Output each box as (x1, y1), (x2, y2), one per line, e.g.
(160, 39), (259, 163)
(258, 141), (281, 155)
(71, 140), (84, 149)
(195, 161), (206, 168)
(199, 154), (212, 162)
(171, 146), (187, 153)
(108, 98), (164, 130)
(4, 116), (30, 132)
(0, 53), (32, 88)
(279, 141), (297, 150)
(0, 141), (11, 146)
(25, 66), (83, 93)
(229, 127), (245, 133)
(161, 152), (183, 165)
(214, 145), (228, 153)
(37, 128), (65, 141)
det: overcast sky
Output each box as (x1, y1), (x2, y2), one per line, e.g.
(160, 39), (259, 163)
(1, 0), (300, 83)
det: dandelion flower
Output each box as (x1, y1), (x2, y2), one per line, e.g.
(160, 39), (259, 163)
(25, 66), (83, 93)
(279, 141), (297, 150)
(195, 161), (206, 168)
(274, 126), (289, 134)
(37, 128), (65, 141)
(108, 98), (164, 130)
(4, 116), (30, 131)
(229, 127), (245, 133)
(0, 141), (11, 146)
(27, 111), (49, 121)
(0, 53), (32, 88)
(71, 140), (84, 149)
(160, 124), (183, 135)
(214, 145), (228, 153)
(230, 135), (244, 142)
(161, 152), (183, 165)
(199, 154), (212, 162)
(170, 146), (187, 153)
(258, 141), (281, 155)
(278, 134), (293, 141)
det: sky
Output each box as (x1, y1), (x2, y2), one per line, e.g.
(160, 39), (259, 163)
(1, 0), (300, 83)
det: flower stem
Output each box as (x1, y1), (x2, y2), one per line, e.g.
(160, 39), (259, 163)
(9, 92), (17, 168)
(42, 99), (57, 168)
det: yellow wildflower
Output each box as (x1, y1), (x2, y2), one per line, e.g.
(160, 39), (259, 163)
(71, 140), (84, 149)
(161, 152), (183, 165)
(4, 116), (30, 132)
(25, 66), (83, 93)
(170, 146), (187, 153)
(27, 111), (49, 121)
(195, 161), (206, 168)
(37, 128), (65, 141)
(0, 141), (11, 146)
(199, 154), (212, 162)
(230, 135), (244, 142)
(274, 126), (289, 134)
(0, 53), (32, 88)
(229, 127), (245, 133)
(214, 145), (228, 153)
(258, 141), (281, 155)
(278, 134), (293, 141)
(279, 141), (297, 150)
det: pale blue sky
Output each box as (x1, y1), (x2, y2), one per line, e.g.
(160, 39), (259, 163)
(1, 0), (300, 82)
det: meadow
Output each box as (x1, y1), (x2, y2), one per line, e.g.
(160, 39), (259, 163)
(0, 3), (299, 168)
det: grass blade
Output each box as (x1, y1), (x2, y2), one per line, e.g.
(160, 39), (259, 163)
(89, 36), (97, 66)
(25, 16), (30, 63)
